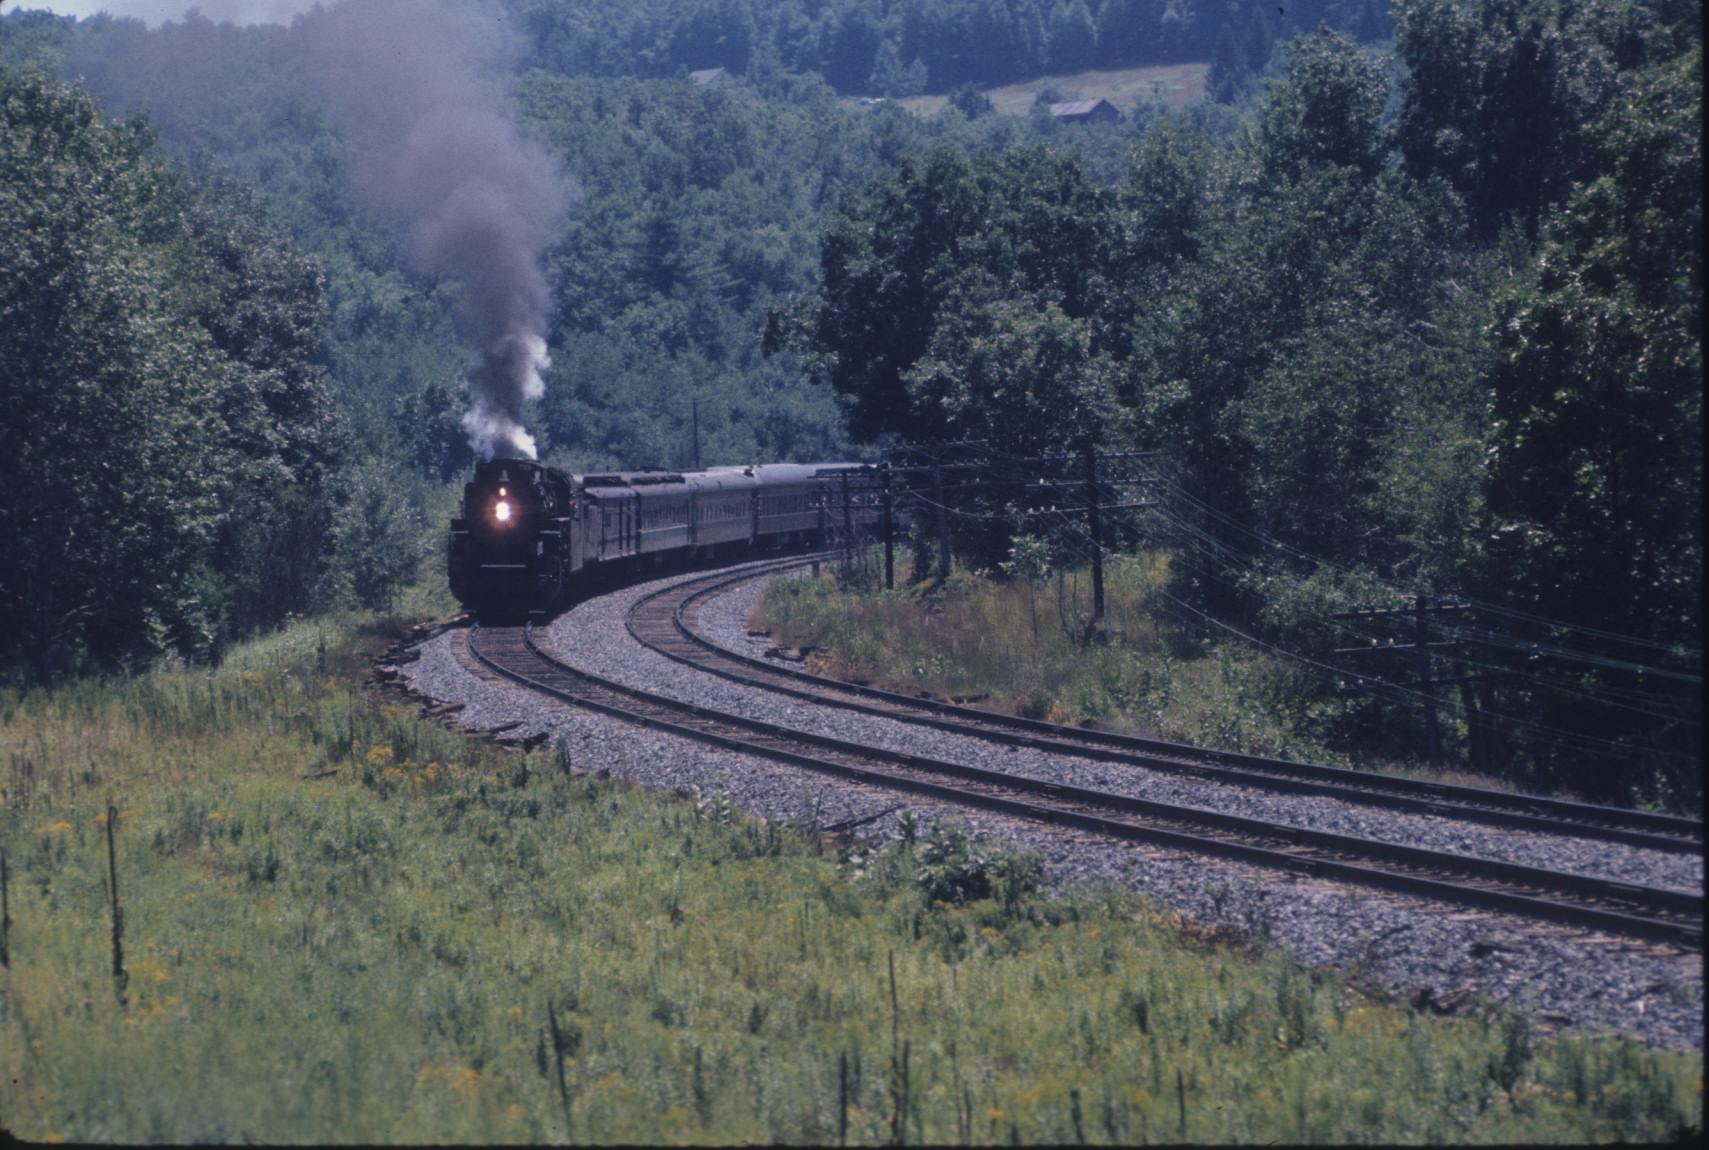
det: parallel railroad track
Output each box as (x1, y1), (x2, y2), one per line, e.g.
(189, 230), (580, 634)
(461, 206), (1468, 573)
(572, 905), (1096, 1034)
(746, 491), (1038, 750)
(628, 560), (1704, 857)
(467, 589), (1702, 948)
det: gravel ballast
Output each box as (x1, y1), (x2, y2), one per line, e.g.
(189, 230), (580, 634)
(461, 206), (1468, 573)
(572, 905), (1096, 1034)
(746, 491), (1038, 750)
(402, 562), (1703, 1050)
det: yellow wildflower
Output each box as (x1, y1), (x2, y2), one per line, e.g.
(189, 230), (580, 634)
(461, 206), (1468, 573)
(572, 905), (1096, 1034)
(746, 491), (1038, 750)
(449, 1067), (481, 1098)
(133, 956), (169, 984)
(35, 821), (73, 836)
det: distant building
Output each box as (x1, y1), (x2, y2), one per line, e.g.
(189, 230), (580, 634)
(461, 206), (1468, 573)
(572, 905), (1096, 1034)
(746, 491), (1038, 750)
(688, 67), (732, 87)
(1049, 98), (1121, 124)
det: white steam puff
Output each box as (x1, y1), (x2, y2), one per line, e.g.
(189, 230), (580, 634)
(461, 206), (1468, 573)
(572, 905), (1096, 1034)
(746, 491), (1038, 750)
(462, 331), (549, 461)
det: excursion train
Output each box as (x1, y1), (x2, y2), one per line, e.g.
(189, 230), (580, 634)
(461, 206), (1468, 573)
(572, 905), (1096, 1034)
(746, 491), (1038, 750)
(448, 457), (881, 616)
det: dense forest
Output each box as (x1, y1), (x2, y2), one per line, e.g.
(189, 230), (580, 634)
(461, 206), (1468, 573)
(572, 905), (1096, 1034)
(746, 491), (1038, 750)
(1, 0), (1700, 803)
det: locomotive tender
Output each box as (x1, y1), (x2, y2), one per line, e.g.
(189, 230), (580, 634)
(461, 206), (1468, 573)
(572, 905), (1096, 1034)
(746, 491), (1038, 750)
(448, 457), (877, 616)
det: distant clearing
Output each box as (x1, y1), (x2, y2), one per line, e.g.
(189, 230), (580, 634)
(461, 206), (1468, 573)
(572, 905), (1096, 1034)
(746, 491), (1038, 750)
(892, 62), (1209, 118)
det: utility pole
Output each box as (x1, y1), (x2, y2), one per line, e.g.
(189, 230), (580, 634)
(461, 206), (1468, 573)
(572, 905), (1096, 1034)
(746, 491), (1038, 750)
(1084, 444), (1105, 624)
(839, 471), (854, 560)
(1331, 596), (1474, 772)
(1415, 595), (1439, 769)
(690, 399), (701, 471)
(931, 458), (951, 584)
(881, 463), (894, 591)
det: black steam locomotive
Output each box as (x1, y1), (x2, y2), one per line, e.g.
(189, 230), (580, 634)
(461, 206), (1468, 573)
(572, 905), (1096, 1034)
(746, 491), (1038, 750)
(448, 457), (879, 616)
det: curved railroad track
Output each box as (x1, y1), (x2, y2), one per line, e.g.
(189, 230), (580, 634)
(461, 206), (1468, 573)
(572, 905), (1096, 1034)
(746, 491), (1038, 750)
(632, 560), (1704, 857)
(466, 569), (1702, 948)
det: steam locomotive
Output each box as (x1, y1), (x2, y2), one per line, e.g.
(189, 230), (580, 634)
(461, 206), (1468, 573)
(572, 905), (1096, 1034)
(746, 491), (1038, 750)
(448, 457), (880, 616)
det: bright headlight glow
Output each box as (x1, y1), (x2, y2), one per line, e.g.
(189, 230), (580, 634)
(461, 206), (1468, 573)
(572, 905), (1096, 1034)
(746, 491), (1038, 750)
(494, 500), (512, 523)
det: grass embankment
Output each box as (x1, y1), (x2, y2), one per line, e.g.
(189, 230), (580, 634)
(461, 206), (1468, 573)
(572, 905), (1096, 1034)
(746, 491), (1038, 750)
(761, 555), (1365, 768)
(1, 605), (1700, 1143)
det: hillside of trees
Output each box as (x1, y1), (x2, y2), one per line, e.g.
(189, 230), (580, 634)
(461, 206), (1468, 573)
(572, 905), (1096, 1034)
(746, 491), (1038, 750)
(781, 3), (1701, 803)
(1, 0), (1699, 804)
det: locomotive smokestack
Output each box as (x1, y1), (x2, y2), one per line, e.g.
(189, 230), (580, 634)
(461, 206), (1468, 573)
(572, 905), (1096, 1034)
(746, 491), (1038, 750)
(304, 0), (574, 461)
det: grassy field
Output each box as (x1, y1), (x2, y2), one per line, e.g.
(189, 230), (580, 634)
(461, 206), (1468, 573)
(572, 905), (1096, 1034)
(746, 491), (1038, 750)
(1, 596), (1700, 1142)
(892, 62), (1209, 118)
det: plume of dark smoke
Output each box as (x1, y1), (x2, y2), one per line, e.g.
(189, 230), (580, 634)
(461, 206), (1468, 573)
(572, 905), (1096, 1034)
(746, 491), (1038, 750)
(303, 0), (572, 460)
(70, 0), (574, 460)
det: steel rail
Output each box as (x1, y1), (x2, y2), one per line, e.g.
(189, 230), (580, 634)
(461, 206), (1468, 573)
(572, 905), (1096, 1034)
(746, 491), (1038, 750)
(468, 613), (1702, 949)
(630, 563), (1703, 855)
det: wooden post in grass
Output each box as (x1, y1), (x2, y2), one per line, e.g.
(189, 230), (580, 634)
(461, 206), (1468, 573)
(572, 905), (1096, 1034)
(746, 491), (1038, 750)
(1, 848), (11, 968)
(105, 802), (127, 1008)
(1176, 1067), (1187, 1139)
(888, 948), (902, 1144)
(838, 1051), (849, 1146)
(899, 1039), (911, 1145)
(546, 997), (574, 1142)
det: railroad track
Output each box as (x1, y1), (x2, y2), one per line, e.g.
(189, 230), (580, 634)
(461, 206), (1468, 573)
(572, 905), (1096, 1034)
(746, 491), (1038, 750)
(467, 588), (1702, 948)
(628, 560), (1704, 857)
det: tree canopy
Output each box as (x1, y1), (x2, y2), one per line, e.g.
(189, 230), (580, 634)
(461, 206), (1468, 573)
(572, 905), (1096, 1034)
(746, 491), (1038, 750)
(0, 69), (339, 675)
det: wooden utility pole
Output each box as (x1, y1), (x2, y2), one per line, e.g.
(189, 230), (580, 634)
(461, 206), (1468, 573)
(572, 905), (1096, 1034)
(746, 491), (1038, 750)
(1331, 597), (1474, 772)
(931, 460), (951, 584)
(1084, 445), (1105, 624)
(1414, 596), (1439, 768)
(839, 471), (854, 559)
(881, 464), (895, 590)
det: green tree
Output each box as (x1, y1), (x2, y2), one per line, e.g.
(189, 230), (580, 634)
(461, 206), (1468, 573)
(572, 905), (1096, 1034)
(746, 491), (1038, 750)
(1046, 0), (1099, 73)
(1387, 0), (1694, 234)
(1256, 27), (1389, 183)
(797, 145), (1121, 443)
(0, 69), (339, 676)
(1480, 46), (1702, 649)
(323, 461), (433, 613)
(947, 83), (994, 119)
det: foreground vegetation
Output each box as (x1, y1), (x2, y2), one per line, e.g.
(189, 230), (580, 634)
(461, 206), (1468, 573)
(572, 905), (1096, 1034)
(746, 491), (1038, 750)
(1, 608), (1701, 1143)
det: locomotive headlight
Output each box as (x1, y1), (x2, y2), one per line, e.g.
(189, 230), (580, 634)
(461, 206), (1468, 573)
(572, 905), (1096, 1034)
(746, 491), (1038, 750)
(494, 499), (512, 524)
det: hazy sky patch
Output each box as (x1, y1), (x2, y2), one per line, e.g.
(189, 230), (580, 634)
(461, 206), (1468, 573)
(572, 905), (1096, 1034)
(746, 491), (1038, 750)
(4, 1), (320, 27)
